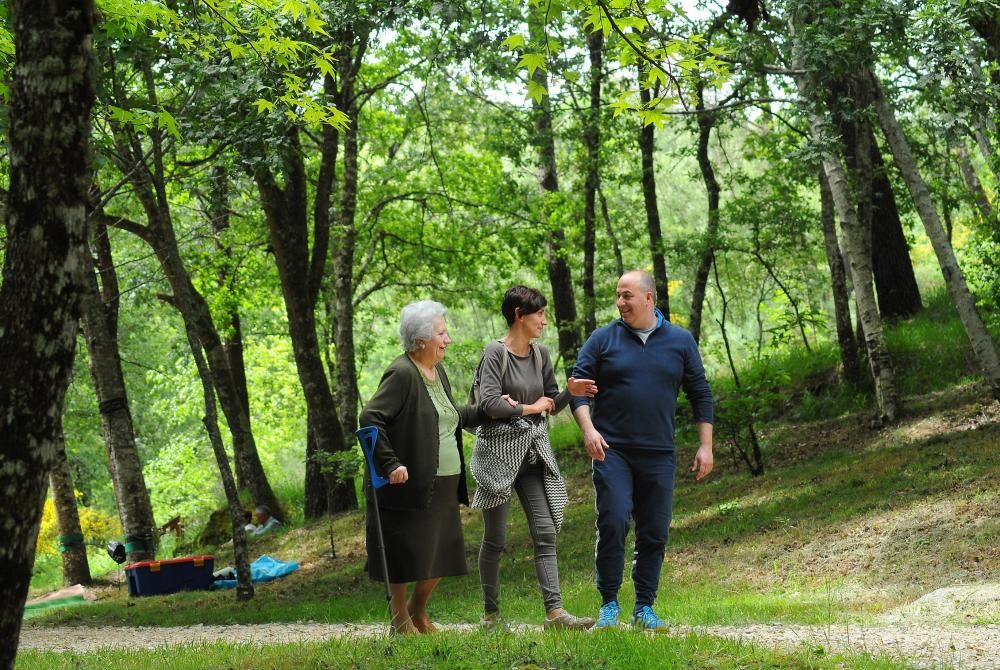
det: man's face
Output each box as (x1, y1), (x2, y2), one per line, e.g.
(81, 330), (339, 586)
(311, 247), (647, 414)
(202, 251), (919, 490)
(616, 274), (654, 328)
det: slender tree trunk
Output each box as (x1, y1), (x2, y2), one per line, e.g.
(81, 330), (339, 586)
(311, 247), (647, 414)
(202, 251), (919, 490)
(689, 89), (720, 343)
(104, 60), (282, 520)
(638, 72), (671, 319)
(332, 50), (363, 509)
(530, 12), (580, 371)
(50, 432), (92, 586)
(209, 168), (253, 488)
(821, 144), (900, 421)
(870, 73), (1000, 399)
(184, 329), (253, 601)
(598, 187), (624, 276)
(0, 0), (95, 663)
(80, 234), (156, 563)
(955, 143), (994, 224)
(581, 27), (604, 334)
(819, 170), (862, 386)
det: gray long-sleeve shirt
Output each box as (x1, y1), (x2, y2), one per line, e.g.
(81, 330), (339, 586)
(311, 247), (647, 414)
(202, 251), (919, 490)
(477, 340), (570, 419)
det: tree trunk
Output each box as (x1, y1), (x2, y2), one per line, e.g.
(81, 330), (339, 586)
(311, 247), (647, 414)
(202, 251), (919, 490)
(254, 124), (354, 518)
(689, 88), (720, 343)
(332, 50), (363, 509)
(821, 145), (901, 421)
(581, 27), (604, 334)
(819, 170), (863, 386)
(50, 431), (92, 586)
(530, 12), (580, 372)
(869, 137), (922, 319)
(955, 143), (994, 224)
(103, 59), (282, 521)
(208, 167), (254, 489)
(0, 0), (95, 664)
(184, 329), (254, 601)
(830, 76), (922, 322)
(638, 71), (671, 319)
(870, 73), (1000, 399)
(80, 232), (157, 563)
(598, 187), (624, 276)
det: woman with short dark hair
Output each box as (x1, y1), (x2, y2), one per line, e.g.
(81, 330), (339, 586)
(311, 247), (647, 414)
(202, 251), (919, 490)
(471, 285), (598, 630)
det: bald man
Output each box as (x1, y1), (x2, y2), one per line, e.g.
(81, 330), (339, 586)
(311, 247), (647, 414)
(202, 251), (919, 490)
(570, 270), (714, 632)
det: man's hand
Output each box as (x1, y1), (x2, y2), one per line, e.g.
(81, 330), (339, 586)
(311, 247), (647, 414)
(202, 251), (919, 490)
(583, 427), (610, 461)
(567, 376), (598, 397)
(690, 444), (713, 481)
(388, 465), (409, 485)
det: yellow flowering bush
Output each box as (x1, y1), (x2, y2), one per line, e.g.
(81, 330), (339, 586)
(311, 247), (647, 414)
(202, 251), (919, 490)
(35, 495), (121, 557)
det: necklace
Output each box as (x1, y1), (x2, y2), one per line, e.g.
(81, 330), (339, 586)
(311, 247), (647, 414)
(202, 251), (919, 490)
(408, 354), (437, 381)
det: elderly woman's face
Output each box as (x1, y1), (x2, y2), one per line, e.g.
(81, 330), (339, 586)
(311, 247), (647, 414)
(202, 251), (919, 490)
(420, 316), (451, 363)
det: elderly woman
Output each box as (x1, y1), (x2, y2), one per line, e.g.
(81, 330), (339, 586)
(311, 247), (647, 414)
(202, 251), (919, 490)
(359, 300), (482, 635)
(472, 285), (598, 630)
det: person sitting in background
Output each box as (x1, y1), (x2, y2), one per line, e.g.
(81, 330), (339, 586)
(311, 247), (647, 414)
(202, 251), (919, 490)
(249, 505), (281, 536)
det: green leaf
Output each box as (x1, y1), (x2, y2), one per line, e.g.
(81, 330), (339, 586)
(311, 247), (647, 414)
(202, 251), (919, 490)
(304, 15), (328, 36)
(156, 110), (181, 140)
(527, 79), (547, 103)
(501, 34), (525, 51)
(315, 54), (336, 79)
(253, 98), (276, 113)
(516, 52), (547, 77)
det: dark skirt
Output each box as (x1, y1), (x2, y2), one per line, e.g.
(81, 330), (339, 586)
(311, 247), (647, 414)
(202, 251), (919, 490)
(366, 474), (468, 583)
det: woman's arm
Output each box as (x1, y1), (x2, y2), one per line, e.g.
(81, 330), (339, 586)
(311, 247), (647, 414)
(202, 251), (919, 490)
(477, 342), (523, 419)
(358, 364), (409, 478)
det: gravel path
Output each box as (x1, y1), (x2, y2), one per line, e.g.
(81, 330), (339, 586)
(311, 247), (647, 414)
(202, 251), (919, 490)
(19, 621), (1000, 669)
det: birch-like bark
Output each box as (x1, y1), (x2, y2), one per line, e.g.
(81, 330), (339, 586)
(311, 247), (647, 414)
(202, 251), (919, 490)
(819, 170), (862, 387)
(792, 61), (900, 420)
(0, 0), (95, 663)
(869, 73), (1000, 400)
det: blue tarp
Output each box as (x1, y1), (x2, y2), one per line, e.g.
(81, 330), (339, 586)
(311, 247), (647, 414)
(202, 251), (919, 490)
(212, 554), (299, 590)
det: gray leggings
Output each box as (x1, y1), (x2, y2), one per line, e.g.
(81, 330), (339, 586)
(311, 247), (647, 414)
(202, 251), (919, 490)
(479, 458), (562, 613)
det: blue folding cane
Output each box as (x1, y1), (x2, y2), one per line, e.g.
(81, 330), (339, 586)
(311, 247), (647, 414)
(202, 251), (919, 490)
(356, 426), (392, 607)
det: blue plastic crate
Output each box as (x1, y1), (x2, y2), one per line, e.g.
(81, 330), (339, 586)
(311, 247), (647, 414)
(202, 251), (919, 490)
(124, 555), (214, 596)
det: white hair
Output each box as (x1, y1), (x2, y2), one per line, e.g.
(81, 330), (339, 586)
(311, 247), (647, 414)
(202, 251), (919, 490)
(399, 300), (446, 352)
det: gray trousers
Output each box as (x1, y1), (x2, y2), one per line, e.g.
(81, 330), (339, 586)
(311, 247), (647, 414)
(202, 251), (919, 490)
(479, 458), (562, 613)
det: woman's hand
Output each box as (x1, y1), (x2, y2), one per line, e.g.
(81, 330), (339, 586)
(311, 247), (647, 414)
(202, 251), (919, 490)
(388, 465), (409, 485)
(522, 396), (556, 416)
(567, 377), (598, 397)
(500, 394), (519, 408)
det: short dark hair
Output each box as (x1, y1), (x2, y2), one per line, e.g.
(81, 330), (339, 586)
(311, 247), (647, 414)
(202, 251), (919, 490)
(501, 285), (547, 326)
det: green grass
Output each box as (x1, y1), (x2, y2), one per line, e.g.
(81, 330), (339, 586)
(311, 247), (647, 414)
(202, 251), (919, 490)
(19, 290), (1000, 667)
(28, 398), (1000, 632)
(16, 629), (917, 670)
(711, 288), (999, 424)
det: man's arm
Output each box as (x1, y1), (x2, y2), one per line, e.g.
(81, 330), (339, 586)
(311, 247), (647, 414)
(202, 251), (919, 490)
(690, 421), (713, 480)
(573, 404), (609, 462)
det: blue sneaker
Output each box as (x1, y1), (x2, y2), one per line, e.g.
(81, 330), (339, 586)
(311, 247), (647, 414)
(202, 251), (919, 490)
(632, 605), (669, 632)
(593, 601), (620, 630)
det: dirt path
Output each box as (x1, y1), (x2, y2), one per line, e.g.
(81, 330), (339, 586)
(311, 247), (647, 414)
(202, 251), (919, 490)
(18, 621), (1000, 669)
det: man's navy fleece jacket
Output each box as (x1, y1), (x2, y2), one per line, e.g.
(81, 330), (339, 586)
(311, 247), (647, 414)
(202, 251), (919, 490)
(570, 315), (714, 451)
